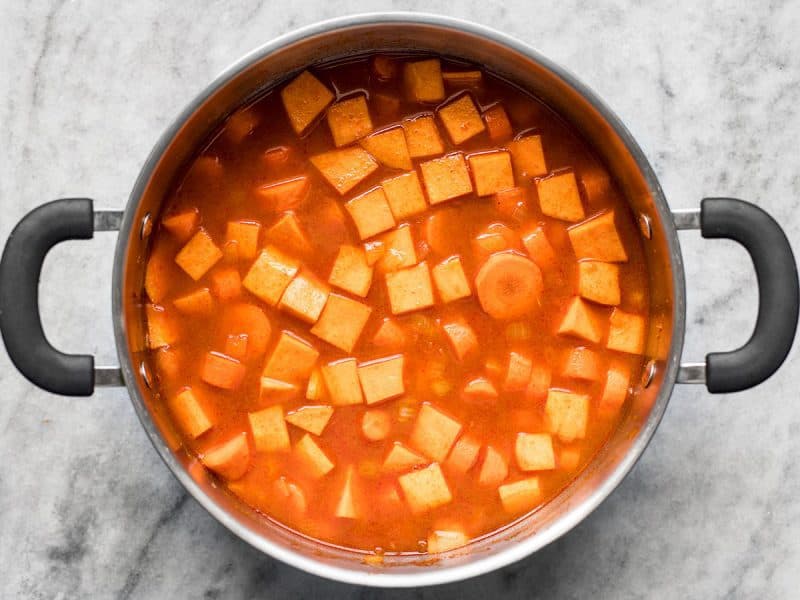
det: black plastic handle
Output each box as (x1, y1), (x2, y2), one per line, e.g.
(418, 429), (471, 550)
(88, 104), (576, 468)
(700, 197), (799, 393)
(0, 198), (96, 395)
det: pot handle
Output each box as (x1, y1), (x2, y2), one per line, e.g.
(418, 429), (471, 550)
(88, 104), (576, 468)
(675, 197), (799, 392)
(0, 198), (124, 396)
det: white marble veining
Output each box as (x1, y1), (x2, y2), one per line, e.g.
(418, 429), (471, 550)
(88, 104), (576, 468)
(1, 1), (799, 598)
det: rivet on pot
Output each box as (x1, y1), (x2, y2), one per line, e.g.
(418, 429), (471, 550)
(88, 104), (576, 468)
(638, 213), (653, 240)
(641, 359), (656, 388)
(140, 212), (153, 240)
(139, 360), (153, 389)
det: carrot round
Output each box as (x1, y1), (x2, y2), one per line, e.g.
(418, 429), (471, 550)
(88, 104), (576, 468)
(474, 251), (543, 319)
(218, 303), (272, 358)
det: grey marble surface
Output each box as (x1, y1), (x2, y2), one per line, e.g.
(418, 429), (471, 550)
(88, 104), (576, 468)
(1, 1), (799, 598)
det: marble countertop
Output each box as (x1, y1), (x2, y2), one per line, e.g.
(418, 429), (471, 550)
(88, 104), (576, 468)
(2, 1), (799, 598)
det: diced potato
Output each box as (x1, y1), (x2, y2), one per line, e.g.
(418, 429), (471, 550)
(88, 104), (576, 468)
(225, 220), (261, 261)
(345, 187), (396, 240)
(562, 346), (602, 381)
(210, 267), (241, 301)
(259, 377), (298, 401)
(600, 363), (630, 413)
(248, 405), (290, 452)
(262, 330), (319, 382)
(311, 147), (379, 195)
(558, 297), (604, 344)
(201, 433), (251, 481)
(373, 92), (401, 120)
(265, 212), (312, 256)
(224, 108), (259, 143)
(427, 528), (469, 553)
(270, 476), (308, 514)
(328, 245), (373, 297)
(578, 261), (620, 305)
(445, 435), (481, 473)
(162, 208), (200, 242)
(499, 477), (541, 513)
(409, 403), (462, 461)
(442, 70), (483, 87)
(545, 390), (589, 442)
(311, 293), (372, 352)
(580, 165), (612, 203)
(242, 246), (300, 306)
(438, 94), (485, 145)
(526, 364), (551, 401)
(478, 446), (508, 486)
(568, 210), (629, 262)
(521, 226), (557, 270)
(145, 241), (173, 302)
(442, 319), (478, 361)
(471, 232), (510, 263)
(357, 355), (405, 405)
(175, 230), (223, 281)
(377, 225), (417, 272)
(515, 433), (555, 471)
(420, 153), (473, 205)
(536, 171), (585, 222)
(286, 405), (334, 436)
(335, 466), (359, 518)
(385, 262), (435, 315)
(280, 70), (335, 135)
(294, 433), (335, 479)
(278, 271), (330, 324)
(508, 135), (547, 179)
(364, 239), (386, 266)
(146, 304), (178, 349)
(403, 58), (445, 103)
(171, 287), (213, 317)
(462, 377), (499, 401)
(373, 317), (408, 349)
(256, 176), (311, 211)
(361, 409), (391, 441)
(321, 359), (364, 406)
(504, 351), (533, 392)
(200, 352), (246, 390)
(327, 95), (373, 147)
(402, 114), (444, 158)
(607, 309), (646, 354)
(398, 463), (452, 515)
(168, 388), (212, 439)
(360, 126), (412, 170)
(432, 256), (471, 303)
(383, 442), (427, 472)
(382, 171), (428, 220)
(468, 151), (515, 197)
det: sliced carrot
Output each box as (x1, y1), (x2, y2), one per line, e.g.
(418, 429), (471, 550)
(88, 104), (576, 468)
(424, 208), (460, 256)
(161, 208), (200, 242)
(474, 252), (543, 320)
(362, 409), (391, 441)
(255, 176), (310, 212)
(201, 433), (251, 480)
(218, 303), (272, 359)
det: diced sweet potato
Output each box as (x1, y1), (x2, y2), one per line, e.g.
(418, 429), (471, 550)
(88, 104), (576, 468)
(168, 388), (212, 439)
(567, 210), (629, 262)
(493, 187), (529, 222)
(364, 239), (386, 266)
(225, 220), (261, 261)
(328, 245), (373, 297)
(278, 271), (330, 324)
(526, 364), (551, 401)
(248, 405), (290, 453)
(361, 409), (391, 441)
(545, 390), (589, 442)
(146, 304), (178, 349)
(600, 362), (630, 414)
(607, 309), (646, 354)
(508, 135), (547, 179)
(210, 267), (241, 301)
(409, 403), (462, 461)
(321, 358), (364, 406)
(175, 230), (223, 281)
(398, 463), (452, 515)
(371, 55), (398, 81)
(521, 226), (557, 270)
(558, 297), (603, 344)
(427, 528), (469, 553)
(311, 147), (379, 195)
(255, 176), (311, 211)
(463, 377), (499, 401)
(515, 433), (555, 471)
(377, 225), (417, 272)
(173, 288), (214, 316)
(280, 70), (335, 135)
(385, 262), (435, 315)
(305, 368), (326, 401)
(221, 240), (240, 264)
(471, 233), (510, 263)
(442, 70), (483, 87)
(559, 447), (581, 471)
(403, 58), (445, 103)
(224, 333), (248, 360)
(578, 261), (620, 305)
(562, 346), (603, 381)
(162, 208), (199, 242)
(265, 212), (312, 256)
(373, 317), (407, 349)
(201, 352), (246, 390)
(441, 319), (478, 361)
(432, 256), (471, 303)
(345, 186), (396, 239)
(360, 126), (412, 170)
(477, 446), (508, 486)
(499, 477), (541, 513)
(335, 466), (359, 518)
(327, 95), (373, 147)
(420, 153), (473, 205)
(536, 171), (585, 222)
(294, 433), (335, 479)
(311, 293), (372, 352)
(259, 377), (298, 402)
(402, 114), (444, 158)
(144, 241), (173, 303)
(218, 303), (272, 359)
(580, 165), (612, 203)
(383, 442), (427, 472)
(504, 351), (533, 392)
(262, 330), (319, 382)
(382, 171), (428, 220)
(188, 155), (223, 180)
(438, 94), (485, 145)
(483, 103), (513, 143)
(357, 355), (405, 405)
(286, 405), (334, 436)
(468, 151), (515, 197)
(242, 246), (300, 306)
(201, 433), (251, 481)
(445, 435), (481, 473)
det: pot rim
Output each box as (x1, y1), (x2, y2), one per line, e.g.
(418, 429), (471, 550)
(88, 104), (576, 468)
(112, 12), (686, 588)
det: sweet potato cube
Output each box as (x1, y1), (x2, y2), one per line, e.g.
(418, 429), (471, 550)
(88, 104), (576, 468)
(580, 166), (613, 204)
(262, 330), (319, 382)
(175, 230), (223, 281)
(360, 126), (412, 170)
(372, 55), (398, 81)
(311, 147), (379, 195)
(311, 293), (372, 352)
(286, 405), (334, 436)
(438, 94), (485, 145)
(242, 246), (300, 306)
(146, 304), (178, 349)
(432, 256), (471, 303)
(471, 233), (510, 263)
(335, 466), (360, 519)
(559, 447), (582, 471)
(478, 446), (508, 486)
(223, 108), (259, 143)
(420, 153), (473, 205)
(259, 377), (298, 403)
(382, 171), (428, 220)
(327, 95), (373, 147)
(508, 135), (547, 179)
(402, 115), (444, 158)
(255, 176), (311, 212)
(162, 208), (199, 242)
(328, 245), (373, 297)
(201, 433), (251, 481)
(403, 58), (445, 103)
(278, 271), (330, 324)
(483, 103), (513, 142)
(537, 171), (585, 222)
(463, 377), (499, 401)
(248, 405), (290, 453)
(468, 151), (515, 197)
(357, 355), (405, 405)
(224, 333), (248, 360)
(373, 318), (408, 349)
(442, 70), (483, 87)
(526, 364), (551, 401)
(173, 288), (214, 317)
(268, 476), (307, 514)
(515, 433), (555, 471)
(522, 226), (557, 270)
(385, 262), (435, 315)
(409, 403), (462, 461)
(427, 528), (469, 553)
(305, 368), (326, 401)
(499, 477), (541, 513)
(321, 359), (364, 406)
(383, 443), (427, 473)
(398, 463), (452, 514)
(364, 239), (386, 266)
(345, 186), (396, 239)
(562, 346), (603, 381)
(568, 210), (628, 262)
(145, 242), (173, 303)
(545, 390), (589, 442)
(168, 388), (212, 439)
(294, 434), (335, 479)
(445, 435), (481, 473)
(505, 351), (533, 392)
(210, 267), (241, 301)
(600, 363), (630, 414)
(201, 352), (246, 390)
(558, 297), (603, 344)
(442, 319), (478, 361)
(607, 309), (646, 355)
(493, 187), (529, 221)
(578, 261), (620, 305)
(266, 212), (312, 256)
(377, 225), (417, 272)
(225, 220), (261, 261)
(280, 70), (335, 135)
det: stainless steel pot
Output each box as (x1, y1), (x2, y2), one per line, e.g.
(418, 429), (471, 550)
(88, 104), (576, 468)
(1, 13), (797, 588)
